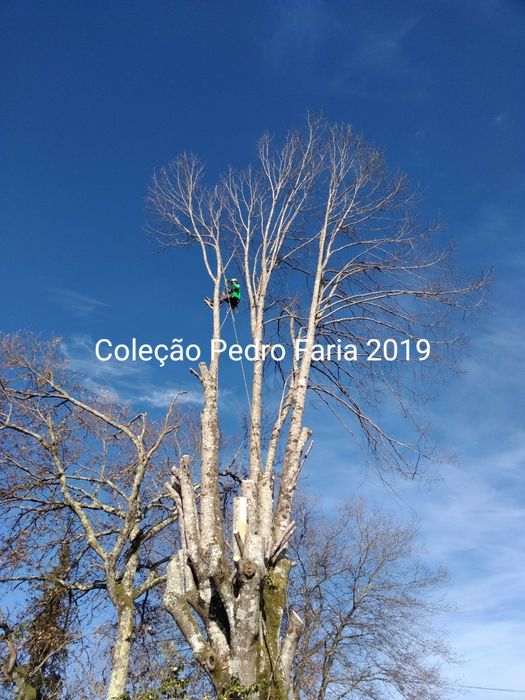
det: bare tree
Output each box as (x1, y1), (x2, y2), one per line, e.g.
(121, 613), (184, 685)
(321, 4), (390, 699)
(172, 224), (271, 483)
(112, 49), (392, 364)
(0, 610), (32, 700)
(148, 116), (488, 698)
(0, 334), (186, 700)
(289, 499), (453, 700)
(7, 542), (75, 700)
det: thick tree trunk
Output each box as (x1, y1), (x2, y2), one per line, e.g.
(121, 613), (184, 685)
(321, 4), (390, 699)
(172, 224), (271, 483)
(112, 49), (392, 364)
(220, 560), (300, 700)
(164, 264), (308, 699)
(12, 668), (37, 700)
(106, 604), (134, 700)
(256, 562), (290, 700)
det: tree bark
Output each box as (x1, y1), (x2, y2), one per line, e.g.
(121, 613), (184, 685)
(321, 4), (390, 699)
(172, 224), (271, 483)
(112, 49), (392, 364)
(106, 603), (135, 700)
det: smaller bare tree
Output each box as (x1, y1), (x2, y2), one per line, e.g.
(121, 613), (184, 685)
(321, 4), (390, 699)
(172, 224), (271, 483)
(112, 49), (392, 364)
(288, 499), (453, 700)
(0, 333), (189, 700)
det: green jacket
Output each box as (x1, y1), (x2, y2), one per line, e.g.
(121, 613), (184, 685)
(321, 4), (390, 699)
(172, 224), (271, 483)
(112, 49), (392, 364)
(230, 281), (241, 300)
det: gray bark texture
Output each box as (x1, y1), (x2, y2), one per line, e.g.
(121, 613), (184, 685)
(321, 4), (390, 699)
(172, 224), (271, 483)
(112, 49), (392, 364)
(106, 605), (135, 700)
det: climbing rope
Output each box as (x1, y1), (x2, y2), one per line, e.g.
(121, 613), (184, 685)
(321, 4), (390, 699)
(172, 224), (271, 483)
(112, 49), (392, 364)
(219, 307), (231, 334)
(218, 264), (253, 415)
(217, 263), (268, 476)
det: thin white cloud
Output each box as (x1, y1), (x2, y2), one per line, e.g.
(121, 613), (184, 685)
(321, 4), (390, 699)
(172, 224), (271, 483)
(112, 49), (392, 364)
(350, 16), (421, 72)
(49, 287), (109, 318)
(60, 334), (202, 409)
(136, 385), (202, 408)
(329, 10), (426, 100)
(61, 335), (144, 379)
(263, 2), (426, 102)
(263, 0), (336, 63)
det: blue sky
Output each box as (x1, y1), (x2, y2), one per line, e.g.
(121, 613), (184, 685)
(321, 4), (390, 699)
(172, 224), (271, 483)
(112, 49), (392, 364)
(1, 1), (525, 697)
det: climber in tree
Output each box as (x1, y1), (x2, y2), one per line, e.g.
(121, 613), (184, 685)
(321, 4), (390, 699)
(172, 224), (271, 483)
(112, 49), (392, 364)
(206, 278), (241, 309)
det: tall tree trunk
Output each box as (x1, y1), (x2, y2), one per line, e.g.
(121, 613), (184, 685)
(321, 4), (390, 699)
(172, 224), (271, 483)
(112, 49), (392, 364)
(106, 603), (134, 700)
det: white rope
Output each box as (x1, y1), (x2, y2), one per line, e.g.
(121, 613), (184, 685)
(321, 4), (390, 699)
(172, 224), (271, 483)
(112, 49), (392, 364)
(228, 302), (252, 414)
(219, 308), (231, 333)
(218, 267), (253, 414)
(218, 262), (267, 477)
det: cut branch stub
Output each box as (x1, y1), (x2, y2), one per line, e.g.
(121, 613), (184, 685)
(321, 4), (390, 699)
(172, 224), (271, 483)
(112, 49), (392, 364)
(232, 496), (248, 562)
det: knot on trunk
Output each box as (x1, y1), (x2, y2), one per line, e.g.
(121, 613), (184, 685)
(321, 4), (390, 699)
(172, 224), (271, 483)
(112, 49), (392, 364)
(205, 651), (217, 672)
(241, 559), (257, 579)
